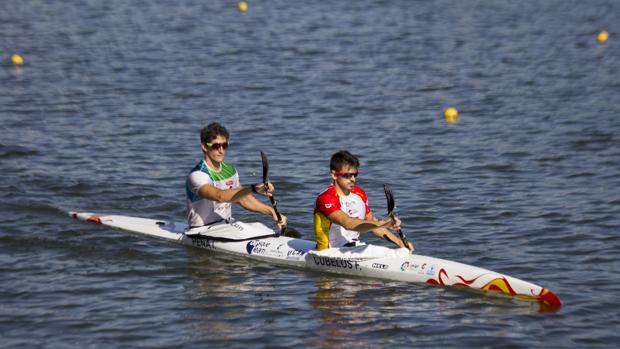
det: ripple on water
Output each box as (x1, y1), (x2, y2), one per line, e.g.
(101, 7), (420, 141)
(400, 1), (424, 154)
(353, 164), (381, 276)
(0, 144), (39, 159)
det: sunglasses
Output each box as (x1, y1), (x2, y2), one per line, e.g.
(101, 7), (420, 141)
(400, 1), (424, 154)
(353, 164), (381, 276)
(335, 171), (359, 179)
(206, 142), (229, 150)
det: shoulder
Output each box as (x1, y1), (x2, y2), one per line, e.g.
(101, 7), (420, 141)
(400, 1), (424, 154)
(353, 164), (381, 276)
(187, 170), (211, 186)
(351, 186), (368, 201)
(315, 185), (340, 214)
(188, 160), (208, 174)
(317, 185), (338, 201)
(188, 161), (210, 181)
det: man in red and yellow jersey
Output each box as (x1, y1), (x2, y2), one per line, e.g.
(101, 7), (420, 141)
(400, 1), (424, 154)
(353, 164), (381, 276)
(314, 151), (414, 251)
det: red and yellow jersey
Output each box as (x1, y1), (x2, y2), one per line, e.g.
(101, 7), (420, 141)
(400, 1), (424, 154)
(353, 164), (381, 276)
(313, 184), (371, 250)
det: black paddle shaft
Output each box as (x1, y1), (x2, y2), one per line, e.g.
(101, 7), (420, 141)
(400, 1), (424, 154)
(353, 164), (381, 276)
(383, 184), (409, 246)
(260, 152), (284, 234)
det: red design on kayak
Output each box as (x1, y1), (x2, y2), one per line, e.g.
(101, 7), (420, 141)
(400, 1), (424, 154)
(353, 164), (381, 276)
(454, 274), (485, 286)
(426, 269), (485, 287)
(86, 215), (102, 224)
(426, 268), (446, 285)
(534, 288), (562, 306)
(426, 271), (517, 296)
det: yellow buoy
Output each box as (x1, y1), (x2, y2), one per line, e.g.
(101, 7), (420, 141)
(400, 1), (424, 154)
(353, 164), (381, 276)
(239, 1), (248, 12)
(444, 107), (458, 123)
(11, 54), (24, 65)
(597, 31), (609, 43)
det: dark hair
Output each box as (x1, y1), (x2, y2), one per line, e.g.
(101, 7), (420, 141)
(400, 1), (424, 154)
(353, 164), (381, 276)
(330, 150), (360, 171)
(200, 122), (229, 144)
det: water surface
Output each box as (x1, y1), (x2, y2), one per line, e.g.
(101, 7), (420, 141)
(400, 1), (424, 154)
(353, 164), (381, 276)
(1, 0), (619, 348)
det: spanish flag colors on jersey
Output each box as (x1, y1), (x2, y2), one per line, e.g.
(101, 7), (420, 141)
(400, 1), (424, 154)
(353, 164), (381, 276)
(314, 184), (371, 250)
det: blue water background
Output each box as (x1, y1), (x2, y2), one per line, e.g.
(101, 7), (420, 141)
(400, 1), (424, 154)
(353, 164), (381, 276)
(1, 0), (619, 347)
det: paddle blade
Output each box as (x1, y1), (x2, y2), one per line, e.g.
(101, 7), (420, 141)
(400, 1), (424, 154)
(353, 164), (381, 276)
(384, 184), (395, 215)
(282, 226), (301, 238)
(260, 151), (269, 184)
(384, 184), (410, 250)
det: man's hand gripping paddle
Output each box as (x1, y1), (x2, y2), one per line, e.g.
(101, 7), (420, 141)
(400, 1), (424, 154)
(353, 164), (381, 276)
(384, 184), (411, 250)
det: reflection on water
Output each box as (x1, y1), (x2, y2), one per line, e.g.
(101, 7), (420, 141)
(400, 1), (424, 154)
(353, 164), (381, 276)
(183, 249), (268, 341)
(308, 276), (388, 349)
(441, 284), (563, 314)
(181, 245), (562, 345)
(307, 274), (564, 346)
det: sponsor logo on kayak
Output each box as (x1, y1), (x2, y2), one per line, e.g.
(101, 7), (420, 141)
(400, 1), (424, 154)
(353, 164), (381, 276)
(286, 248), (306, 259)
(372, 263), (388, 270)
(190, 237), (215, 250)
(246, 240), (271, 255)
(400, 261), (419, 272)
(246, 240), (296, 258)
(312, 256), (360, 270)
(415, 263), (436, 276)
(231, 222), (244, 231)
(266, 243), (286, 258)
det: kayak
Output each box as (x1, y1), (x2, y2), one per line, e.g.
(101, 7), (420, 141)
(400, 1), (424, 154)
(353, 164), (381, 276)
(69, 211), (561, 307)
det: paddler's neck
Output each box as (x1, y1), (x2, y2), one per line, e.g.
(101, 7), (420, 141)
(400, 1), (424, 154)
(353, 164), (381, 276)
(204, 157), (222, 172)
(333, 182), (351, 196)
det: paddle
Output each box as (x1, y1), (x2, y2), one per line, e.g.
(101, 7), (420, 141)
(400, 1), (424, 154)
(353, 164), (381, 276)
(383, 184), (411, 249)
(260, 151), (298, 237)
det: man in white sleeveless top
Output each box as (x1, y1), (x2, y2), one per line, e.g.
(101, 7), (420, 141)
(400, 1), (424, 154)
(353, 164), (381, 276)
(186, 122), (287, 231)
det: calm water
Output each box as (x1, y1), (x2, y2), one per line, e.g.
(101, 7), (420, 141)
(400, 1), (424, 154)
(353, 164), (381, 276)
(2, 0), (619, 348)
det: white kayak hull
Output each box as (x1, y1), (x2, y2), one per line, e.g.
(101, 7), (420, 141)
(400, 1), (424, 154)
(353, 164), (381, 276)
(70, 212), (561, 306)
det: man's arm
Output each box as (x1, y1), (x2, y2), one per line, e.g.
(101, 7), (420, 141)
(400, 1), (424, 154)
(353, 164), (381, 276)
(238, 193), (288, 228)
(366, 211), (414, 252)
(197, 183), (258, 203)
(238, 193), (273, 215)
(326, 210), (394, 233)
(197, 184), (250, 203)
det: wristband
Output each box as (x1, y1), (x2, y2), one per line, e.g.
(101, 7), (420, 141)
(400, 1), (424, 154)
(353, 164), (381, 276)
(251, 184), (258, 193)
